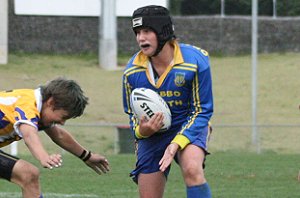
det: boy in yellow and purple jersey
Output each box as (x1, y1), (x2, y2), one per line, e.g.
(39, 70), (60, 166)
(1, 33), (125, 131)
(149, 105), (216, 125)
(0, 77), (109, 198)
(122, 5), (214, 198)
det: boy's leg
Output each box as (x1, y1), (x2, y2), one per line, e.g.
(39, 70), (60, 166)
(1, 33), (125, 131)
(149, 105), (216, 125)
(10, 158), (42, 197)
(179, 145), (211, 198)
(1, 150), (42, 198)
(138, 172), (166, 198)
(187, 183), (211, 198)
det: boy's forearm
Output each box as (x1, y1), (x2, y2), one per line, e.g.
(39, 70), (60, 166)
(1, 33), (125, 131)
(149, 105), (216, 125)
(21, 125), (49, 161)
(46, 126), (85, 157)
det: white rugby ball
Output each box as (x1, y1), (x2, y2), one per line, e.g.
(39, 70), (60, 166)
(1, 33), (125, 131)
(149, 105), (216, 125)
(130, 88), (172, 132)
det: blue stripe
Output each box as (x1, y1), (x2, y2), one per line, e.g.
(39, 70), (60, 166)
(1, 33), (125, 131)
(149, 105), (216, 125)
(0, 110), (10, 129)
(31, 116), (39, 128)
(15, 107), (28, 121)
(31, 116), (39, 124)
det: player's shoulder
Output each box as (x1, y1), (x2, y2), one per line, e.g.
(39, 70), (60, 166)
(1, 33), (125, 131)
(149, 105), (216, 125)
(179, 43), (209, 58)
(123, 53), (137, 73)
(123, 52), (147, 76)
(127, 53), (138, 66)
(178, 43), (210, 70)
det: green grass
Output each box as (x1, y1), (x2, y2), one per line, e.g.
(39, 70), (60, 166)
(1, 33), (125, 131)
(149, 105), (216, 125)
(0, 152), (299, 197)
(0, 52), (300, 196)
(1, 52), (300, 155)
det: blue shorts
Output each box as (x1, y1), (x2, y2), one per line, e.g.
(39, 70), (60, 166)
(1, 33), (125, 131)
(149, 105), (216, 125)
(130, 125), (211, 183)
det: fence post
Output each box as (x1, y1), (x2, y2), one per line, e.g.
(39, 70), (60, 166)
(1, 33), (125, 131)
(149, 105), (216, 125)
(115, 125), (135, 154)
(10, 142), (18, 155)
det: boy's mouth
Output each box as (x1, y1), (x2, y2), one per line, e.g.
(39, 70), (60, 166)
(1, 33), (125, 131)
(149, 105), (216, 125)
(140, 44), (150, 49)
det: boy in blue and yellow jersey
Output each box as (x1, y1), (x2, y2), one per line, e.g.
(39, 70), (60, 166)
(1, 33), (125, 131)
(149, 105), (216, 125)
(122, 5), (214, 198)
(0, 77), (109, 198)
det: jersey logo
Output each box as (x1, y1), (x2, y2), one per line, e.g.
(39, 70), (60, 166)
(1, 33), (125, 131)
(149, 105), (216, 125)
(174, 72), (186, 87)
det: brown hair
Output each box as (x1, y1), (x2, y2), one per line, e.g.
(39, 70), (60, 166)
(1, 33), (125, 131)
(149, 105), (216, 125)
(40, 77), (89, 119)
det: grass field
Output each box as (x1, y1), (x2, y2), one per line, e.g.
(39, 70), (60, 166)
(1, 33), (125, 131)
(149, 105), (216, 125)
(0, 152), (299, 198)
(1, 52), (299, 154)
(0, 52), (300, 197)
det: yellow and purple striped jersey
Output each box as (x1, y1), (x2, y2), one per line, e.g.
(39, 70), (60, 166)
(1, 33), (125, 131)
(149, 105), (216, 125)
(0, 88), (42, 147)
(122, 41), (214, 149)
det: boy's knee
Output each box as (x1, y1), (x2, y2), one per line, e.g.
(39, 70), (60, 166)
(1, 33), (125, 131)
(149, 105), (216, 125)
(24, 165), (40, 183)
(183, 164), (206, 185)
(14, 162), (40, 188)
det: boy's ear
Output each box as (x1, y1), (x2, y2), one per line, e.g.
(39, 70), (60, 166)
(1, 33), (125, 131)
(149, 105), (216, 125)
(46, 97), (55, 107)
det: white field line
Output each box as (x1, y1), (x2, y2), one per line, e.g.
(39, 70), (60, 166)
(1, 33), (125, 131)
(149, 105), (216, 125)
(0, 192), (100, 198)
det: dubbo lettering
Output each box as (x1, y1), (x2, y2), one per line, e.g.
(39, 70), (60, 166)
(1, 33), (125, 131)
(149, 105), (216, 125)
(159, 91), (181, 97)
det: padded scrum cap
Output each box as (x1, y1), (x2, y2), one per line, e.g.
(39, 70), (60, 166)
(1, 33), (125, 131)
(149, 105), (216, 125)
(132, 5), (175, 56)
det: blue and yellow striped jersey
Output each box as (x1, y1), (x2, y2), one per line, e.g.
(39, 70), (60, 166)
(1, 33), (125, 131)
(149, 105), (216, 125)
(0, 88), (42, 147)
(122, 41), (214, 149)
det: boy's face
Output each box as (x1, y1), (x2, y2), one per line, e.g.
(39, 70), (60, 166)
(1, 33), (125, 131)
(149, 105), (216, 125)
(135, 27), (158, 57)
(40, 97), (69, 127)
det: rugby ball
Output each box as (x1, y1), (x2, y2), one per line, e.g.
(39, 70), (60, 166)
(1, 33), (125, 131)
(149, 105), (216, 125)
(130, 88), (172, 132)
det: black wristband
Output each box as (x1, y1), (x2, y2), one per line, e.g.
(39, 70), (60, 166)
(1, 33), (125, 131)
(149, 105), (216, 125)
(82, 151), (92, 161)
(79, 150), (87, 159)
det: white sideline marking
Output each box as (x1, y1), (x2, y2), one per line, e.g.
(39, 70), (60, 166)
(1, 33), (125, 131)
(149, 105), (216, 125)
(0, 192), (100, 198)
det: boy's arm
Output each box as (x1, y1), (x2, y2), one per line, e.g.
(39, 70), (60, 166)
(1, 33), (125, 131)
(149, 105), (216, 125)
(20, 124), (62, 169)
(45, 126), (109, 175)
(45, 125), (85, 157)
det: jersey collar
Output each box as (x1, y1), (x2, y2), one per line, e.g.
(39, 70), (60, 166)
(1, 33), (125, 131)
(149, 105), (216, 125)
(132, 40), (184, 68)
(34, 88), (43, 113)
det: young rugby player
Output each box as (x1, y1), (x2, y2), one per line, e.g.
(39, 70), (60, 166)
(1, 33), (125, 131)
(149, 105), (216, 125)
(0, 77), (109, 198)
(122, 5), (214, 198)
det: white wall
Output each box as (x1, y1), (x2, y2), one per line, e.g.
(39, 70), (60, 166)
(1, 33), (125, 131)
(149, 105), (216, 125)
(14, 0), (168, 17)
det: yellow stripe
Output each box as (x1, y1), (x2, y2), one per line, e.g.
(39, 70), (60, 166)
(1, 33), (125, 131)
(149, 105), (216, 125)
(176, 64), (202, 133)
(125, 68), (146, 77)
(183, 73), (202, 129)
(123, 67), (145, 114)
(123, 77), (132, 114)
(124, 66), (146, 75)
(171, 134), (190, 149)
(194, 70), (201, 113)
(134, 126), (149, 139)
(173, 66), (197, 72)
(173, 63), (197, 72)
(124, 66), (136, 74)
(180, 63), (197, 68)
(155, 61), (175, 88)
(131, 116), (143, 139)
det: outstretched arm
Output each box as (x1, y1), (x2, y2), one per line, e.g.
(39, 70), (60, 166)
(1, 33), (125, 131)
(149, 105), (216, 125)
(20, 124), (62, 169)
(45, 126), (109, 174)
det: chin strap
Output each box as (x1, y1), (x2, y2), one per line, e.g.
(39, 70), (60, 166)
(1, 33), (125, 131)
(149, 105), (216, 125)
(151, 40), (166, 57)
(151, 36), (176, 57)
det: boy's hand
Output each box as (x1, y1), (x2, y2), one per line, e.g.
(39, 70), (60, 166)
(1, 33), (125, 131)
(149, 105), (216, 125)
(159, 143), (179, 172)
(84, 153), (110, 175)
(41, 154), (63, 169)
(139, 112), (164, 137)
